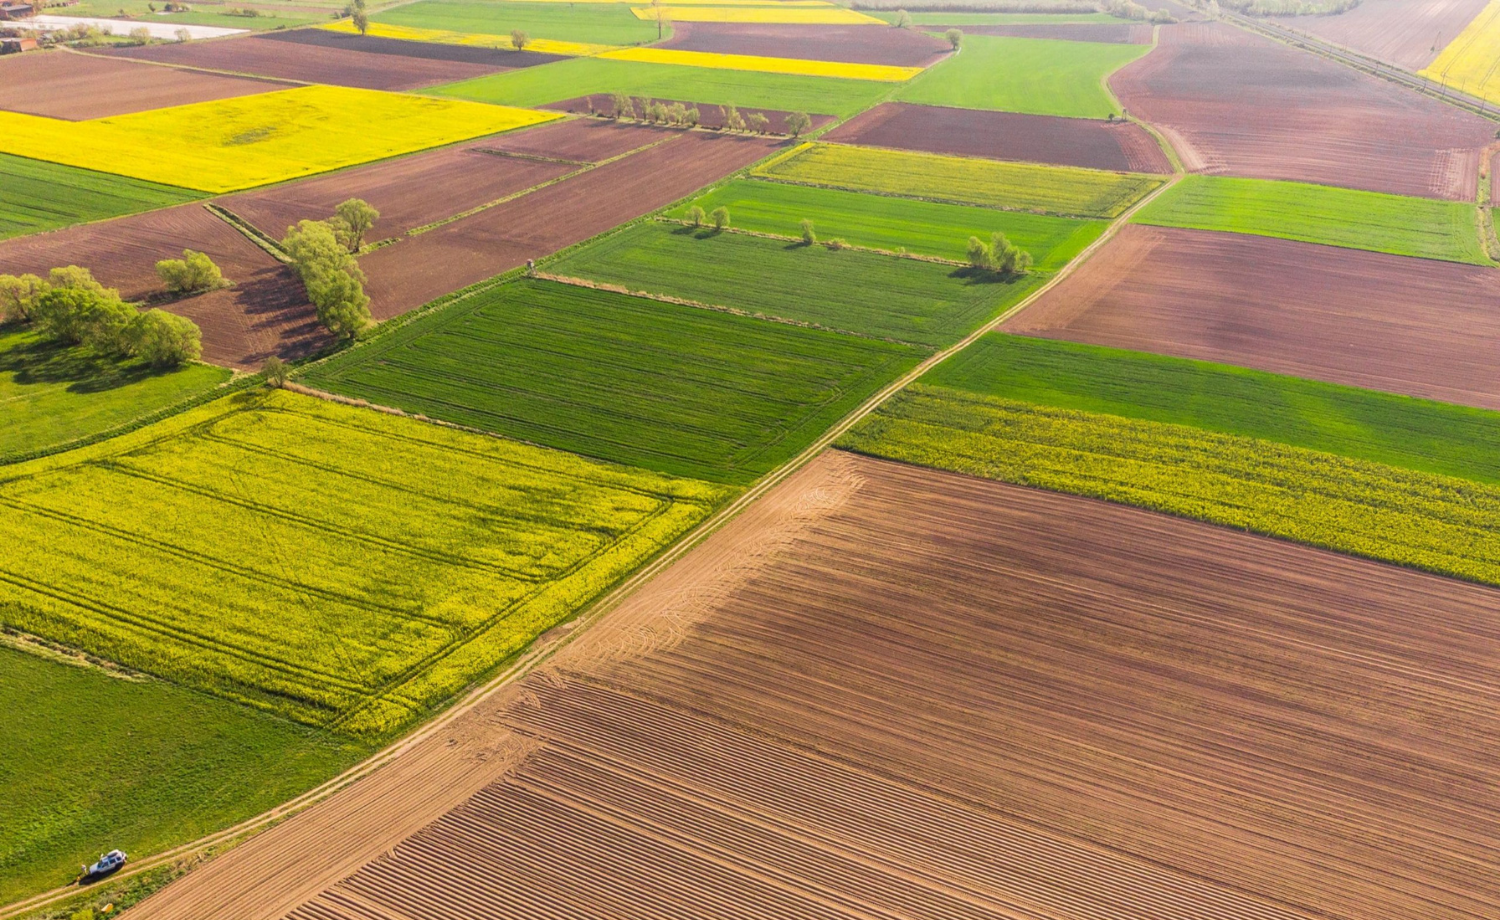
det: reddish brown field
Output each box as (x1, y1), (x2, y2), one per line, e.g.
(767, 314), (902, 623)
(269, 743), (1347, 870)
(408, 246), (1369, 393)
(255, 28), (565, 68)
(1111, 22), (1494, 198)
(542, 96), (838, 132)
(659, 21), (950, 65)
(823, 102), (1173, 173)
(0, 50), (282, 120)
(478, 118), (675, 163)
(925, 22), (1152, 42)
(1006, 224), (1500, 409)
(0, 204), (325, 368)
(129, 452), (1500, 920)
(1272, 0), (1488, 69)
(358, 131), (783, 317)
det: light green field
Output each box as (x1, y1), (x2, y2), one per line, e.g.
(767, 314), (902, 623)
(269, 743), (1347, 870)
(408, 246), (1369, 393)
(666, 179), (1106, 270)
(0, 154), (202, 241)
(429, 56), (891, 117)
(894, 34), (1147, 117)
(899, 11), (1127, 22)
(0, 326), (231, 465)
(48, 0), (325, 30)
(0, 644), (364, 903)
(379, 0), (663, 45)
(1132, 175), (1491, 265)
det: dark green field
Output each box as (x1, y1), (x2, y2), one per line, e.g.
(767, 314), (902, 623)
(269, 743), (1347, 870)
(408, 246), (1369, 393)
(301, 279), (923, 484)
(548, 223), (1043, 347)
(0, 154), (201, 240)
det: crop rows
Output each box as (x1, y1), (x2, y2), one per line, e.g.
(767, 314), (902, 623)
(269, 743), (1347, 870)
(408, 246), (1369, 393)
(597, 47), (923, 82)
(0, 153), (201, 240)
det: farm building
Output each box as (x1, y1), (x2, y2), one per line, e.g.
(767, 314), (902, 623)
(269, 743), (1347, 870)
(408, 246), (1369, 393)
(0, 3), (34, 20)
(0, 35), (35, 52)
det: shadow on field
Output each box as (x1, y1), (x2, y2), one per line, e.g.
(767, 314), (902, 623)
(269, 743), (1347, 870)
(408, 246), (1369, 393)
(0, 331), (165, 394)
(950, 266), (1034, 287)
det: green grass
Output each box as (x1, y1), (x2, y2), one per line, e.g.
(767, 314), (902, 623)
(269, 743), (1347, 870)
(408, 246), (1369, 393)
(1133, 175), (1491, 265)
(897, 11), (1127, 22)
(666, 179), (1107, 271)
(301, 279), (922, 484)
(49, 0), (324, 29)
(0, 326), (231, 464)
(0, 389), (726, 740)
(379, 0), (663, 45)
(429, 56), (891, 117)
(0, 644), (365, 904)
(932, 334), (1500, 486)
(840, 383), (1500, 589)
(894, 34), (1147, 117)
(550, 222), (1042, 347)
(0, 154), (201, 241)
(756, 142), (1162, 217)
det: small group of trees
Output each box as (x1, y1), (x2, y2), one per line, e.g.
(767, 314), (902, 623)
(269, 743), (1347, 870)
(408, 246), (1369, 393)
(0, 266), (202, 368)
(685, 206), (730, 231)
(967, 232), (1033, 276)
(280, 198), (379, 340)
(1100, 0), (1176, 21)
(156, 249), (227, 296)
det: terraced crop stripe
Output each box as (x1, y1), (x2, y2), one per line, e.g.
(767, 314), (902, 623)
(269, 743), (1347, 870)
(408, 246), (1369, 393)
(597, 47), (924, 82)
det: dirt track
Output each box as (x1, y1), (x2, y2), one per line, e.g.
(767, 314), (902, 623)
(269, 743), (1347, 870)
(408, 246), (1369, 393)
(129, 453), (1500, 919)
(1111, 21), (1494, 198)
(1006, 223), (1500, 409)
(1271, 0), (1488, 70)
(823, 102), (1173, 173)
(1, 50), (281, 120)
(659, 21), (950, 65)
(924, 22), (1152, 42)
(542, 96), (839, 131)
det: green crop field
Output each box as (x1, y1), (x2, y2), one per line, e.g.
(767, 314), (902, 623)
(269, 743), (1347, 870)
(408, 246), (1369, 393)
(898, 11), (1126, 22)
(933, 334), (1500, 485)
(430, 57), (891, 118)
(0, 644), (363, 902)
(379, 0), (663, 45)
(301, 279), (922, 484)
(841, 384), (1500, 589)
(666, 179), (1107, 271)
(755, 143), (1163, 217)
(0, 390), (726, 740)
(0, 326), (231, 464)
(0, 154), (202, 241)
(1133, 175), (1491, 265)
(894, 35), (1147, 118)
(46, 0), (325, 29)
(550, 222), (1041, 347)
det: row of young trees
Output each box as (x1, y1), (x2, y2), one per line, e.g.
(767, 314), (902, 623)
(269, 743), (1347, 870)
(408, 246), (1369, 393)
(279, 198), (379, 341)
(603, 94), (814, 137)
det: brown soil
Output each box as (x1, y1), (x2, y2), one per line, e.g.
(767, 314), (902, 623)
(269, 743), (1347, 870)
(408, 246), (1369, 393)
(1006, 224), (1500, 409)
(659, 20), (951, 65)
(255, 27), (566, 68)
(107, 33), (506, 91)
(0, 50), (282, 120)
(1272, 0), (1489, 70)
(132, 452), (1500, 920)
(926, 22), (1153, 42)
(359, 131), (783, 318)
(0, 204), (325, 368)
(543, 95), (840, 131)
(478, 118), (676, 163)
(1112, 21), (1495, 198)
(823, 102), (1173, 173)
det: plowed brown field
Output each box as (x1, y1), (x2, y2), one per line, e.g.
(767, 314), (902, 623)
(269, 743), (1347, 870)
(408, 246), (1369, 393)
(823, 102), (1172, 172)
(128, 453), (1500, 920)
(1006, 224), (1500, 408)
(0, 204), (325, 368)
(542, 97), (838, 133)
(924, 22), (1152, 42)
(1272, 0), (1488, 69)
(1, 50), (282, 120)
(257, 28), (566, 68)
(478, 118), (675, 163)
(358, 131), (781, 317)
(1111, 21), (1494, 198)
(659, 21), (950, 65)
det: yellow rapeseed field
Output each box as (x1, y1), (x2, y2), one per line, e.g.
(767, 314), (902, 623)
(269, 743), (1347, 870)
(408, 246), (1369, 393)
(630, 5), (886, 23)
(323, 19), (613, 55)
(598, 46), (921, 81)
(1422, 0), (1500, 102)
(0, 85), (558, 193)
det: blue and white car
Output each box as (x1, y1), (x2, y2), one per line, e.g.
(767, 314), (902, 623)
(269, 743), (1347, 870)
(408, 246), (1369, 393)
(81, 849), (126, 882)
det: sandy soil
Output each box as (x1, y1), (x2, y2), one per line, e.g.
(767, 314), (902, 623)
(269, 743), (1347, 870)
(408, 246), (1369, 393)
(0, 50), (282, 120)
(1272, 0), (1489, 70)
(659, 21), (950, 65)
(1112, 21), (1495, 198)
(823, 102), (1173, 173)
(1006, 223), (1500, 409)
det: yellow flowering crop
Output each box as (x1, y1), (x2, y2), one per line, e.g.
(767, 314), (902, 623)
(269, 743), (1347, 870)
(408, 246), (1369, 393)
(1422, 0), (1500, 103)
(598, 46), (921, 81)
(323, 19), (614, 55)
(0, 85), (559, 193)
(630, 5), (887, 23)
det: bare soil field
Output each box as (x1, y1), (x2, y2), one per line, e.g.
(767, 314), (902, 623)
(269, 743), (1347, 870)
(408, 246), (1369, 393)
(0, 50), (282, 120)
(823, 102), (1172, 173)
(478, 118), (675, 163)
(108, 33), (505, 91)
(256, 28), (566, 68)
(1273, 0), (1489, 70)
(130, 452), (1500, 920)
(0, 204), (325, 367)
(660, 21), (950, 65)
(924, 22), (1152, 42)
(359, 131), (782, 317)
(1111, 21), (1495, 198)
(542, 97), (838, 133)
(1006, 224), (1500, 409)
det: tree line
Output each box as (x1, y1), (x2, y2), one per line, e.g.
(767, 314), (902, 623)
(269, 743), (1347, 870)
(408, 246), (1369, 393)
(280, 198), (379, 341)
(600, 95), (814, 137)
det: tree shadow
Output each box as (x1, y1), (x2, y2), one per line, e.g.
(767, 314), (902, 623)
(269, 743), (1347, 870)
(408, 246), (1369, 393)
(949, 266), (1027, 288)
(0, 329), (163, 394)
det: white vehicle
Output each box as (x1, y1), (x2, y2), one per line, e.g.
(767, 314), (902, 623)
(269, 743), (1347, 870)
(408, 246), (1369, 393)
(81, 849), (126, 882)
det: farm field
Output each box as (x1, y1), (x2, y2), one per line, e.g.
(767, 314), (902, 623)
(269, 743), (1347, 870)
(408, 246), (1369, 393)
(594, 46), (923, 81)
(0, 326), (231, 464)
(275, 27), (568, 67)
(930, 21), (1153, 41)
(140, 452), (1500, 920)
(636, 5), (884, 23)
(44, 0), (327, 30)
(0, 645), (365, 903)
(659, 21), (950, 65)
(1113, 22), (1496, 199)
(824, 102), (1173, 173)
(1421, 0), (1500, 101)
(0, 389), (726, 738)
(1, 51), (282, 121)
(1274, 0), (1488, 70)
(1006, 225), (1500, 410)
(549, 222), (1041, 347)
(0, 154), (202, 241)
(1133, 175), (1491, 264)
(665, 179), (1108, 270)
(901, 11), (1128, 23)
(894, 34), (1148, 118)
(542, 95), (833, 132)
(301, 279), (922, 483)
(755, 143), (1164, 217)
(377, 0), (664, 45)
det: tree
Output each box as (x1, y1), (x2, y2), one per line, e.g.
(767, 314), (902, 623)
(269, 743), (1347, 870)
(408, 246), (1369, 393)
(352, 9), (368, 33)
(175, 27), (191, 42)
(967, 232), (1032, 276)
(281, 220), (370, 339)
(611, 91), (636, 120)
(684, 105), (701, 127)
(330, 198), (379, 252)
(128, 309), (202, 367)
(721, 104), (745, 132)
(709, 206), (730, 231)
(48, 265), (109, 296)
(649, 0), (669, 39)
(746, 112), (770, 134)
(893, 8), (911, 28)
(686, 205), (705, 228)
(967, 235), (994, 271)
(129, 25), (151, 42)
(156, 249), (224, 295)
(511, 29), (529, 50)
(262, 355), (290, 387)
(800, 218), (816, 245)
(0, 273), (48, 324)
(945, 28), (962, 50)
(785, 111), (811, 138)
